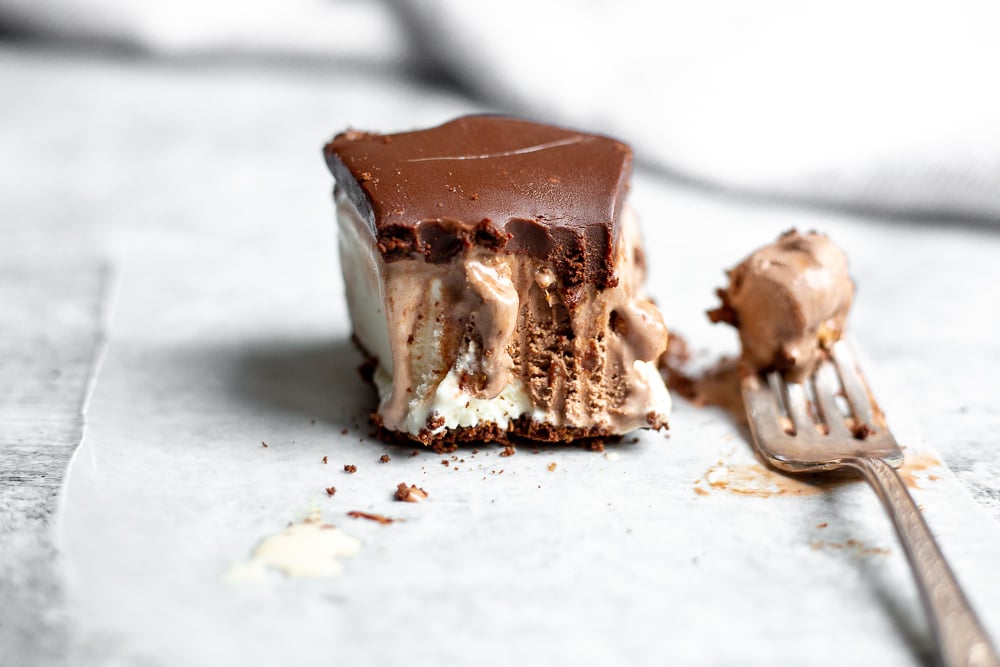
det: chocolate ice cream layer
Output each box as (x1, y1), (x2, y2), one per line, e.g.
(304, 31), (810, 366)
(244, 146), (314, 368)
(708, 230), (854, 381)
(326, 116), (671, 447)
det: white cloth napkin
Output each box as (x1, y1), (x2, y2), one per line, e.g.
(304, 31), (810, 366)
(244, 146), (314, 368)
(406, 0), (1000, 221)
(4, 0), (1000, 221)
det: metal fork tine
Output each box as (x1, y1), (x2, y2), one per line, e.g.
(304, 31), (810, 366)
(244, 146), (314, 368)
(781, 380), (815, 437)
(742, 373), (790, 444)
(831, 341), (875, 425)
(813, 361), (852, 438)
(741, 339), (1000, 665)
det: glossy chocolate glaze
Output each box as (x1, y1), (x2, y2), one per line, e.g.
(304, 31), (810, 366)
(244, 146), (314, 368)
(323, 115), (631, 290)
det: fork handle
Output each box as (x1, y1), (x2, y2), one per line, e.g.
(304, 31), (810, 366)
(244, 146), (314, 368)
(847, 456), (1000, 667)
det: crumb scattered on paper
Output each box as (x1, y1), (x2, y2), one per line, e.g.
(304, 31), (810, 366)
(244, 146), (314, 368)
(347, 510), (395, 525)
(344, 464), (357, 474)
(396, 483), (427, 502)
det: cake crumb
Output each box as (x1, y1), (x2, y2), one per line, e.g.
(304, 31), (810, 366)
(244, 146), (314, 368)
(396, 483), (428, 503)
(440, 459), (450, 467)
(347, 510), (394, 525)
(325, 487), (337, 497)
(816, 522), (828, 529)
(340, 428), (348, 435)
(499, 445), (516, 457)
(380, 454), (391, 463)
(261, 441), (268, 448)
(322, 456), (328, 464)
(547, 462), (557, 472)
(410, 450), (421, 457)
(344, 464), (357, 474)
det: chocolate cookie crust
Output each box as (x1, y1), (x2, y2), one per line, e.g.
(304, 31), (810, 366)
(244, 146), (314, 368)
(323, 115), (631, 290)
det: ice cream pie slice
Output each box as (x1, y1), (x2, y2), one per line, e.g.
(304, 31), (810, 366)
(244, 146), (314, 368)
(324, 115), (671, 450)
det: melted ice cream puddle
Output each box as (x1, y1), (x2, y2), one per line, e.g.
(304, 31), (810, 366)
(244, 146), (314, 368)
(227, 508), (361, 581)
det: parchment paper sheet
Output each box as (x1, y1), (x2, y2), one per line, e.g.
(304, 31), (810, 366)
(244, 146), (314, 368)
(57, 170), (1000, 666)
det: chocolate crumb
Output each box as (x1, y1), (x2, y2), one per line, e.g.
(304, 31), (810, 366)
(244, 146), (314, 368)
(325, 487), (337, 497)
(347, 510), (394, 525)
(344, 464), (357, 474)
(852, 423), (874, 440)
(380, 454), (391, 463)
(499, 445), (516, 457)
(395, 483), (429, 502)
(410, 449), (420, 457)
(341, 428), (349, 435)
(425, 412), (446, 432)
(261, 441), (268, 448)
(441, 459), (450, 467)
(817, 522), (828, 529)
(322, 456), (328, 464)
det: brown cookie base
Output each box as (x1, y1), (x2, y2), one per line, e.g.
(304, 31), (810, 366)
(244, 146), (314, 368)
(370, 412), (645, 453)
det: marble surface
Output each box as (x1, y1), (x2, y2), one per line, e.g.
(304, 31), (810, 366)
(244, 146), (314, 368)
(2, 44), (999, 666)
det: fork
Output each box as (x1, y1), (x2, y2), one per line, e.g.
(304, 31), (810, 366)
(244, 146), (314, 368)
(742, 340), (999, 667)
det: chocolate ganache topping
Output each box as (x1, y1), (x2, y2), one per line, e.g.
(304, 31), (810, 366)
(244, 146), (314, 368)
(323, 115), (631, 290)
